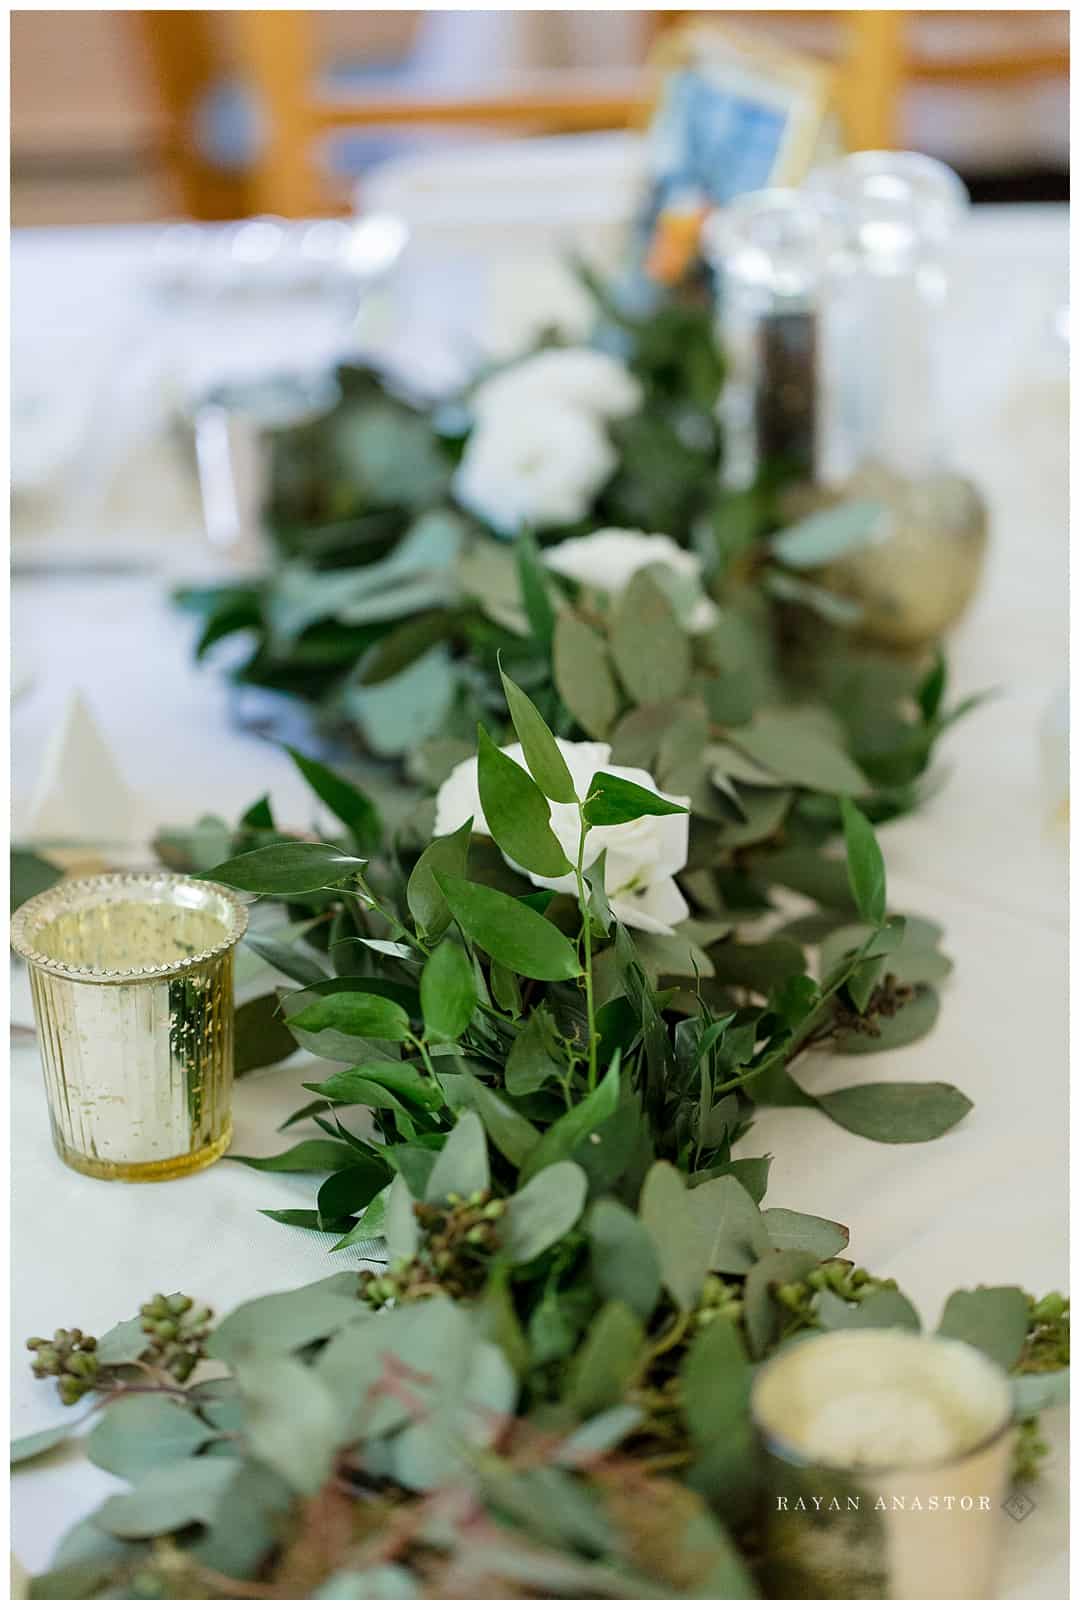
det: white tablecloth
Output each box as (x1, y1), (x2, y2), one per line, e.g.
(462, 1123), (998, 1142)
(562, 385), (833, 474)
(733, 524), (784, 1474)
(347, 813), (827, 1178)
(11, 201), (1068, 1595)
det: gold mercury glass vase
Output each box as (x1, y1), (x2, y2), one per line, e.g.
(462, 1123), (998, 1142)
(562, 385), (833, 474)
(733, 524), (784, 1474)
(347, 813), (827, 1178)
(11, 873), (249, 1182)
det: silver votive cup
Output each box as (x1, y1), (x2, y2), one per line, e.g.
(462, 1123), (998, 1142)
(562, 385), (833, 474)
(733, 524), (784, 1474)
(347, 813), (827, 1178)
(752, 1329), (1014, 1599)
(11, 873), (249, 1182)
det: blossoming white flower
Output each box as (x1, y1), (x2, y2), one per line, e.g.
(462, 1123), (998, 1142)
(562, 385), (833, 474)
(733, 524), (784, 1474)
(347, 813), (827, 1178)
(469, 348), (642, 425)
(453, 408), (616, 535)
(544, 528), (718, 633)
(434, 737), (690, 936)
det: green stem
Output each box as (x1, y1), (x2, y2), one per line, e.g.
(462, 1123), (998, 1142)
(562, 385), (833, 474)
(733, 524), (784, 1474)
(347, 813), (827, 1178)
(574, 808), (598, 1092)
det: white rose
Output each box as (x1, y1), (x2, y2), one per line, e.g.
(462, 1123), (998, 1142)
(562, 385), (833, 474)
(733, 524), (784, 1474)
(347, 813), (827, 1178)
(453, 408), (616, 535)
(434, 737), (690, 936)
(544, 528), (718, 633)
(470, 348), (642, 425)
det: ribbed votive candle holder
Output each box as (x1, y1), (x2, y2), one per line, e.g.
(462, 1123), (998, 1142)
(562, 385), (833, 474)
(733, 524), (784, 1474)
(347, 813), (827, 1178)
(11, 873), (248, 1181)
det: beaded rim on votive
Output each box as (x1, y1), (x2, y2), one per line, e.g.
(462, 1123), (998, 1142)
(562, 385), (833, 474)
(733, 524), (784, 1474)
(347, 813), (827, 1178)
(750, 1329), (1014, 1477)
(10, 872), (250, 984)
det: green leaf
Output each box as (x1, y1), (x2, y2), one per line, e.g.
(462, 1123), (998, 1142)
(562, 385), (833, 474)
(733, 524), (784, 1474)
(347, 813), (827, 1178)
(817, 1080), (972, 1142)
(515, 529), (557, 646)
(743, 1250), (818, 1358)
(565, 1301), (645, 1417)
(317, 1159), (393, 1225)
(582, 771), (689, 828)
(688, 1174), (772, 1275)
(436, 873), (581, 982)
(937, 1286), (1030, 1371)
(816, 1287), (921, 1332)
(287, 990), (411, 1042)
(424, 1110), (490, 1202)
(587, 1198), (661, 1320)
(640, 1161), (712, 1311)
(840, 797), (887, 925)
(230, 1139), (360, 1174)
(762, 1207), (849, 1260)
(505, 1006), (565, 1095)
(95, 1315), (151, 1367)
(728, 710), (869, 795)
(97, 1457), (240, 1538)
(11, 847), (62, 912)
(770, 500), (885, 567)
(204, 841), (366, 895)
(240, 794), (275, 829)
(305, 1061), (441, 1109)
(501, 1161), (589, 1263)
(519, 1054), (620, 1182)
(1013, 1371), (1069, 1416)
(286, 749), (382, 853)
(359, 610), (456, 686)
(918, 649), (947, 722)
(835, 984), (943, 1054)
(242, 933), (329, 987)
(406, 817), (473, 941)
(234, 992), (298, 1076)
(385, 1173), (419, 1259)
(553, 612), (619, 739)
(610, 570), (690, 705)
(208, 1273), (363, 1363)
(680, 1318), (756, 1511)
(420, 940), (477, 1041)
(87, 1397), (209, 1478)
(499, 664), (577, 803)
(435, 1067), (540, 1167)
(477, 724), (572, 878)
(10, 1421), (74, 1466)
(236, 1356), (341, 1495)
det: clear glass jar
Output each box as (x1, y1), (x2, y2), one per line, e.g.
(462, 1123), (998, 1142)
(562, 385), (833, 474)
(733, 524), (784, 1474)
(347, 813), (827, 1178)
(704, 188), (837, 490)
(802, 151), (990, 647)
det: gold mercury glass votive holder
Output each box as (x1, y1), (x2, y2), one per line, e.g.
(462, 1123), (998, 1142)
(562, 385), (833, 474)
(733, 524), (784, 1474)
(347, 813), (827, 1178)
(11, 873), (249, 1182)
(752, 1329), (1015, 1600)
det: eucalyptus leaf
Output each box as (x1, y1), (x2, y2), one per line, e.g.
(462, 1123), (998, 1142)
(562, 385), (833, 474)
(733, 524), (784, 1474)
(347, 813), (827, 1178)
(565, 1300), (645, 1417)
(10, 1421), (74, 1466)
(385, 1172), (420, 1260)
(501, 1162), (589, 1263)
(208, 1274), (363, 1363)
(553, 612), (618, 739)
(816, 1287), (921, 1332)
(728, 710), (869, 795)
(97, 1456), (240, 1537)
(640, 1161), (712, 1311)
(762, 1207), (849, 1260)
(834, 984), (943, 1054)
(87, 1397), (209, 1478)
(937, 1285), (1030, 1371)
(770, 500), (885, 567)
(424, 1110), (490, 1202)
(611, 570), (690, 705)
(742, 1250), (819, 1358)
(817, 1079), (971, 1142)
(587, 1197), (661, 1320)
(236, 1355), (341, 1494)
(436, 1066), (540, 1167)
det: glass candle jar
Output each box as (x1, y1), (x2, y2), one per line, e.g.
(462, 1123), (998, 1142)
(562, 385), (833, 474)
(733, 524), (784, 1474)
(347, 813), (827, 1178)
(11, 873), (249, 1182)
(752, 1329), (1014, 1599)
(703, 187), (837, 489)
(801, 151), (989, 647)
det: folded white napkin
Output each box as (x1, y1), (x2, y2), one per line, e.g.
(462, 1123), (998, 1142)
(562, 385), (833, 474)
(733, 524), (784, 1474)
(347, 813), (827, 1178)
(23, 691), (142, 850)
